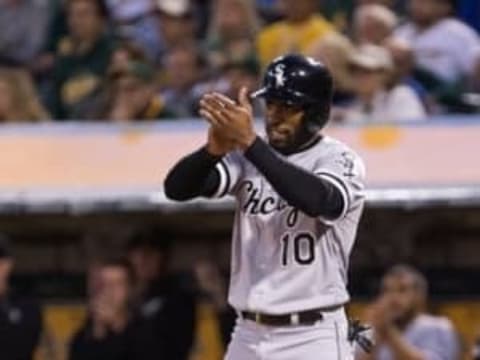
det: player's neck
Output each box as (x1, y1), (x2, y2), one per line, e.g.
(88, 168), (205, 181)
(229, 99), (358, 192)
(274, 133), (322, 156)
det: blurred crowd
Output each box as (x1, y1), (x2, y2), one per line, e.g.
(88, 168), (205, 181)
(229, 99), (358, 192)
(2, 231), (480, 360)
(0, 231), (236, 360)
(0, 0), (479, 125)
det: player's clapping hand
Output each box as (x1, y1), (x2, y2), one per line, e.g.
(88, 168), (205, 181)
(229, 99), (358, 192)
(206, 126), (236, 156)
(199, 87), (257, 151)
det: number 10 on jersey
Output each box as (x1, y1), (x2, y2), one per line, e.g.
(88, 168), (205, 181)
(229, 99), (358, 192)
(281, 232), (316, 266)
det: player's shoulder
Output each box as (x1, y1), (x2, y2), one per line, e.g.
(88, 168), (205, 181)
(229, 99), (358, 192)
(311, 136), (366, 178)
(317, 136), (362, 160)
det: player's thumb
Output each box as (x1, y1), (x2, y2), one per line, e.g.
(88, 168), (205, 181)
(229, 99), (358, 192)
(238, 86), (251, 109)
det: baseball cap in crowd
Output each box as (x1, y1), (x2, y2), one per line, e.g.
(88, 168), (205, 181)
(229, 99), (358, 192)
(155, 0), (193, 17)
(0, 234), (12, 259)
(349, 44), (393, 72)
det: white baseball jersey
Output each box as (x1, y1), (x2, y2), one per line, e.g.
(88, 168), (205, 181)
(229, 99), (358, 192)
(213, 136), (366, 314)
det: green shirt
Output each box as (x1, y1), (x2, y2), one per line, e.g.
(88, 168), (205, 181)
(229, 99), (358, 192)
(53, 34), (116, 120)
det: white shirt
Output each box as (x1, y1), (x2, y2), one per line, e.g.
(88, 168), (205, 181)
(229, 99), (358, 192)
(213, 137), (366, 314)
(342, 85), (426, 124)
(376, 314), (460, 360)
(395, 18), (480, 83)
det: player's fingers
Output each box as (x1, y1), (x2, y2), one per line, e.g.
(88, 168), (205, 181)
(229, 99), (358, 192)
(200, 109), (232, 131)
(203, 96), (237, 122)
(199, 109), (222, 128)
(238, 86), (252, 110)
(200, 98), (234, 125)
(200, 96), (232, 121)
(211, 93), (237, 111)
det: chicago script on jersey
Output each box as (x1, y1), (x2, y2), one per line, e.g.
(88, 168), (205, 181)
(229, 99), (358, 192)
(239, 180), (299, 227)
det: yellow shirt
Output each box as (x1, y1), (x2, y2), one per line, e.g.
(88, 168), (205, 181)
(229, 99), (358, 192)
(256, 15), (335, 68)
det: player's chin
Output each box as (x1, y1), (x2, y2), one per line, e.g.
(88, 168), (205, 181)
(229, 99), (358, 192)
(267, 130), (291, 147)
(267, 135), (289, 149)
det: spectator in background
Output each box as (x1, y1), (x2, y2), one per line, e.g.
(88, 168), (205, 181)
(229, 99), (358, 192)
(193, 259), (236, 350)
(383, 37), (433, 112)
(108, 42), (150, 71)
(105, 0), (163, 63)
(154, 0), (197, 63)
(336, 44), (426, 124)
(308, 33), (356, 105)
(205, 0), (260, 72)
(191, 57), (262, 116)
(353, 4), (398, 45)
(0, 234), (43, 360)
(473, 331), (480, 360)
(69, 258), (136, 360)
(395, 0), (480, 100)
(161, 44), (205, 118)
(51, 0), (116, 120)
(256, 0), (335, 68)
(357, 265), (460, 360)
(221, 59), (260, 112)
(355, 0), (396, 7)
(0, 0), (51, 66)
(99, 61), (172, 121)
(0, 68), (50, 122)
(127, 231), (196, 360)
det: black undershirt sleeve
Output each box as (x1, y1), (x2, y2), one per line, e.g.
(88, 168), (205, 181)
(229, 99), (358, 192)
(165, 138), (346, 219)
(164, 146), (221, 201)
(244, 137), (345, 219)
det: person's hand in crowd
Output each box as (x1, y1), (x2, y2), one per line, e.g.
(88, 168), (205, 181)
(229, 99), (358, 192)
(90, 292), (111, 339)
(109, 84), (145, 122)
(365, 295), (395, 342)
(199, 87), (256, 152)
(109, 96), (134, 122)
(90, 291), (122, 338)
(194, 260), (228, 310)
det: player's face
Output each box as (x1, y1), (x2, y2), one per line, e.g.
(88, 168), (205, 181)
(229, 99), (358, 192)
(380, 274), (422, 323)
(265, 99), (305, 149)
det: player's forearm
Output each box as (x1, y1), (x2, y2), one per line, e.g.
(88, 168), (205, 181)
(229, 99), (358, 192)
(244, 137), (344, 218)
(164, 146), (221, 201)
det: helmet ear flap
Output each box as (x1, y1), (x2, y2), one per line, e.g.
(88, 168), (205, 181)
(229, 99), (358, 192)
(303, 102), (330, 133)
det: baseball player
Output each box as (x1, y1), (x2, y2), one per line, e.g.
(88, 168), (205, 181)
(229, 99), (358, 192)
(164, 54), (366, 360)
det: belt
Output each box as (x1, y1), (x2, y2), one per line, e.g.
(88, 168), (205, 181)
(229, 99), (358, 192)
(240, 304), (343, 327)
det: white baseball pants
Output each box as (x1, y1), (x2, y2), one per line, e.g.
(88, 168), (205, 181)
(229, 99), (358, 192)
(225, 307), (354, 360)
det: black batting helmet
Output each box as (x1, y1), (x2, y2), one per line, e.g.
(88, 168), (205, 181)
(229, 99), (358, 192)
(251, 54), (334, 131)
